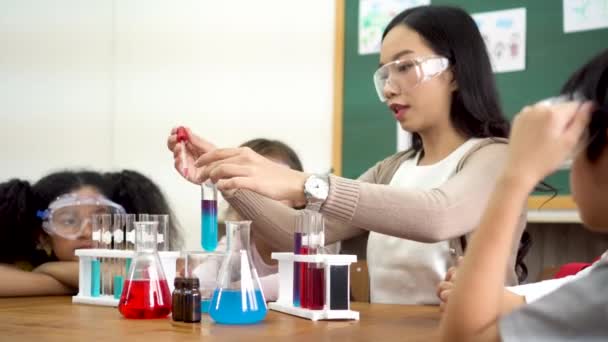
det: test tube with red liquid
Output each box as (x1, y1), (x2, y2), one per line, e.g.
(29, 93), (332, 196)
(305, 213), (325, 310)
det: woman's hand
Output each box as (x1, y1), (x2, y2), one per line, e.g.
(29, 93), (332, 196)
(167, 126), (217, 184)
(437, 256), (462, 312)
(195, 146), (310, 205)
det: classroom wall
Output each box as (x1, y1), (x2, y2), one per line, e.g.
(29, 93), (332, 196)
(0, 0), (336, 250)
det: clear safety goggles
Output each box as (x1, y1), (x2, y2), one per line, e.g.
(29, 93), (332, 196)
(373, 56), (450, 102)
(38, 194), (125, 240)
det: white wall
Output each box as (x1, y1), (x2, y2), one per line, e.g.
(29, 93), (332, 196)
(0, 0), (114, 178)
(0, 0), (336, 250)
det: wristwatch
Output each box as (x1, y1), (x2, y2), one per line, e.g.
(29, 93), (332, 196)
(303, 174), (330, 211)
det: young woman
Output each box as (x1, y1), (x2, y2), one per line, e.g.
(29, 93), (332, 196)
(0, 169), (182, 296)
(168, 5), (526, 304)
(440, 49), (608, 340)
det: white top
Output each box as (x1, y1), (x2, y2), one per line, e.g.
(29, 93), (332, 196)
(507, 250), (608, 303)
(367, 139), (481, 304)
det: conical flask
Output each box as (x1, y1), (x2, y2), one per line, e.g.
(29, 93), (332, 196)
(118, 221), (172, 319)
(209, 221), (267, 324)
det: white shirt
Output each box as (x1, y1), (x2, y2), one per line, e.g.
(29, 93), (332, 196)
(507, 250), (608, 303)
(367, 139), (481, 304)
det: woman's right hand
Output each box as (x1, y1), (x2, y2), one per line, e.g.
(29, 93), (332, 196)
(167, 126), (217, 184)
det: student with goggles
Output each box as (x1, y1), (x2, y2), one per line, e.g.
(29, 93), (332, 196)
(167, 5), (528, 304)
(0, 170), (181, 297)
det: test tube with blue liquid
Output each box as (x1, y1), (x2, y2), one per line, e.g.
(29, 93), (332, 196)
(201, 182), (218, 251)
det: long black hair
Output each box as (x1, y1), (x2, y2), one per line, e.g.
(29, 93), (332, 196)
(561, 49), (608, 162)
(382, 5), (510, 151)
(0, 171), (108, 266)
(383, 5), (538, 282)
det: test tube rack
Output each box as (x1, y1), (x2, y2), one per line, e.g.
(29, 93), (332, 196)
(72, 249), (180, 307)
(269, 252), (359, 321)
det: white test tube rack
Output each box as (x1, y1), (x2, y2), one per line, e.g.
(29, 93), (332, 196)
(268, 252), (359, 321)
(72, 249), (180, 307)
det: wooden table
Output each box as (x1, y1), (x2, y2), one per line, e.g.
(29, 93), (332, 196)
(0, 297), (440, 341)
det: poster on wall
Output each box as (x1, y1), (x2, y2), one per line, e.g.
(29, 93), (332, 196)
(359, 0), (430, 55)
(472, 8), (526, 73)
(564, 0), (608, 33)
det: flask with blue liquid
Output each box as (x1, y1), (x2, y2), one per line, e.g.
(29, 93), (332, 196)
(209, 221), (267, 325)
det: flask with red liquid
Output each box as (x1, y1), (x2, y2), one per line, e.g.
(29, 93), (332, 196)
(118, 221), (172, 319)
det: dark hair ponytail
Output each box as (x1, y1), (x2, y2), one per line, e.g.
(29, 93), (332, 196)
(0, 180), (45, 265)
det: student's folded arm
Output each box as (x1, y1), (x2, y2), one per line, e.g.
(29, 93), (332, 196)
(33, 261), (80, 288)
(322, 143), (510, 243)
(0, 263), (75, 297)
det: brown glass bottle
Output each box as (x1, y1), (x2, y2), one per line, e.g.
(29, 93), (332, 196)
(172, 277), (185, 322)
(183, 278), (201, 323)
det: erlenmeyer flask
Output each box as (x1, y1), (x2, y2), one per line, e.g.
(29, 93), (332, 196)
(118, 221), (172, 319)
(209, 221), (267, 324)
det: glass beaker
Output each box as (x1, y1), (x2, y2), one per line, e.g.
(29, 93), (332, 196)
(209, 221), (267, 324)
(185, 251), (224, 313)
(118, 221), (172, 319)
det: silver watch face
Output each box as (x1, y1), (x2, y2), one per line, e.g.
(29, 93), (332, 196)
(306, 176), (329, 201)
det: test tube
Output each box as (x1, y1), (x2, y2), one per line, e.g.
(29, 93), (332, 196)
(299, 212), (312, 309)
(100, 214), (113, 296)
(306, 212), (325, 310)
(91, 214), (103, 297)
(293, 213), (304, 307)
(124, 214), (136, 251)
(113, 214), (126, 251)
(112, 214), (126, 299)
(124, 214), (136, 280)
(92, 214), (102, 249)
(201, 182), (218, 251)
(177, 127), (189, 177)
(138, 213), (150, 221)
(151, 214), (170, 251)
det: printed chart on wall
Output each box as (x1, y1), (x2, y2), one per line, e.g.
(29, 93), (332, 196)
(358, 0), (430, 55)
(473, 8), (526, 73)
(563, 0), (608, 33)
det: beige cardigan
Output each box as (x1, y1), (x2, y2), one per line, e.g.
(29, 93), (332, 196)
(224, 138), (526, 286)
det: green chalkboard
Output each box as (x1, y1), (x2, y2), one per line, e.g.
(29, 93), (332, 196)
(341, 0), (608, 195)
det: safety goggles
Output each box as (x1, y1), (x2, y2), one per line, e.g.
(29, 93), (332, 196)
(38, 194), (125, 240)
(373, 56), (450, 102)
